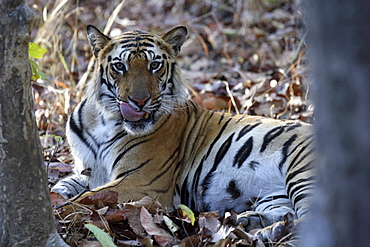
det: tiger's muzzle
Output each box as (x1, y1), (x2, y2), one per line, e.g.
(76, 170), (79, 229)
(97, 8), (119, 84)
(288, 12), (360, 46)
(120, 102), (152, 122)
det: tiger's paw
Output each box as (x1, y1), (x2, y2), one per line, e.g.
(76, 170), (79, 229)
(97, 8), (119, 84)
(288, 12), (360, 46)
(236, 211), (266, 231)
(50, 187), (75, 200)
(253, 212), (295, 243)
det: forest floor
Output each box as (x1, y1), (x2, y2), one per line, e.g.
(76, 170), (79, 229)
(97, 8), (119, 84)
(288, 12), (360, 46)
(29, 0), (312, 246)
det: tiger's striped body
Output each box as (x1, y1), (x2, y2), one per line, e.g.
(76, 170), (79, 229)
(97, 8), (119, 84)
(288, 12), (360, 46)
(52, 25), (315, 239)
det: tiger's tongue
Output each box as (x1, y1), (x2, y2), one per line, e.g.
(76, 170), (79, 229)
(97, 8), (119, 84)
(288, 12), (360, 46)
(120, 102), (145, 122)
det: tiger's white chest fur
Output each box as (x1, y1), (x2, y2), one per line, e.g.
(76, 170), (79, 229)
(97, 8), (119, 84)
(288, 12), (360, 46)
(66, 101), (127, 189)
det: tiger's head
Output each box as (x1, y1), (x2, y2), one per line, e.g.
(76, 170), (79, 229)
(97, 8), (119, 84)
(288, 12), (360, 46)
(85, 25), (188, 134)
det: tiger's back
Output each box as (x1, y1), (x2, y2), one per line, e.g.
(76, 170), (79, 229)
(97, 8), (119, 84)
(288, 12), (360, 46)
(52, 25), (315, 241)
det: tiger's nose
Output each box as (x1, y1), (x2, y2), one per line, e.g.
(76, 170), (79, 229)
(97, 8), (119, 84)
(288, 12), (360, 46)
(131, 96), (150, 107)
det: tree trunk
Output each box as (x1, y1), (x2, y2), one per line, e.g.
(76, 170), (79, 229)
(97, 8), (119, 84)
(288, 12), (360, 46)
(0, 1), (67, 246)
(301, 0), (370, 246)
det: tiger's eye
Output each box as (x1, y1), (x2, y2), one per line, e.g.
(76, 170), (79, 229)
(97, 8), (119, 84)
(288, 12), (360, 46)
(113, 62), (125, 71)
(150, 61), (161, 70)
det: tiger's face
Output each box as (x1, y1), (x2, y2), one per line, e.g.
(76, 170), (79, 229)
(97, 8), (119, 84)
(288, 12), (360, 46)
(86, 25), (188, 134)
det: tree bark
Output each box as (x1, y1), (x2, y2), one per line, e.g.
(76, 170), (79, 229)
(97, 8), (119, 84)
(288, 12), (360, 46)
(301, 0), (370, 246)
(0, 1), (67, 246)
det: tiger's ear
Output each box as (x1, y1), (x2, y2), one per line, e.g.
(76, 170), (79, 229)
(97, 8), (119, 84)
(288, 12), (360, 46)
(86, 25), (111, 58)
(162, 26), (188, 56)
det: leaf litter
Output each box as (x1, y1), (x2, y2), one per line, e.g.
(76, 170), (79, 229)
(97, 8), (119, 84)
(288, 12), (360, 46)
(53, 194), (275, 247)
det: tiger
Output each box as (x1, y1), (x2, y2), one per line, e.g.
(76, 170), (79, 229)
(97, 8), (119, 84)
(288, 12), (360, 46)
(52, 24), (315, 241)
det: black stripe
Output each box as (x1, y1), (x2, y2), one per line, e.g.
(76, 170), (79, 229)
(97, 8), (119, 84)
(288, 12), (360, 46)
(214, 133), (235, 166)
(226, 180), (241, 199)
(293, 192), (311, 206)
(189, 100), (198, 116)
(289, 181), (315, 200)
(236, 121), (262, 141)
(160, 147), (180, 169)
(248, 161), (259, 170)
(202, 133), (235, 193)
(63, 179), (84, 194)
(287, 145), (314, 173)
(101, 115), (106, 126)
(175, 184), (180, 197)
(113, 113), (170, 157)
(288, 135), (315, 157)
(103, 130), (127, 147)
(185, 102), (192, 120)
(218, 113), (225, 124)
(287, 177), (315, 198)
(77, 100), (86, 128)
(69, 101), (98, 159)
(175, 156), (185, 171)
(292, 148), (315, 171)
(286, 141), (309, 172)
(263, 204), (284, 211)
(233, 137), (253, 168)
(236, 114), (246, 123)
(278, 134), (298, 171)
(285, 122), (302, 131)
(115, 159), (151, 179)
(180, 175), (190, 206)
(159, 69), (166, 78)
(100, 93), (116, 100)
(204, 118), (232, 160)
(260, 126), (285, 152)
(70, 178), (86, 188)
(76, 102), (101, 152)
(257, 194), (289, 205)
(85, 129), (101, 149)
(101, 71), (117, 97)
(141, 42), (154, 47)
(150, 186), (172, 194)
(191, 156), (205, 200)
(120, 39), (135, 45)
(299, 209), (310, 216)
(160, 63), (173, 92)
(207, 111), (215, 121)
(120, 43), (136, 49)
(143, 147), (180, 186)
(112, 139), (150, 169)
(286, 161), (313, 183)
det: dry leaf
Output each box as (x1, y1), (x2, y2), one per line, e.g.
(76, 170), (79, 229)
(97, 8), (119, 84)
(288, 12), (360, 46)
(199, 213), (234, 243)
(50, 192), (67, 207)
(79, 190), (118, 206)
(124, 204), (146, 236)
(103, 209), (126, 223)
(123, 195), (162, 214)
(140, 207), (178, 246)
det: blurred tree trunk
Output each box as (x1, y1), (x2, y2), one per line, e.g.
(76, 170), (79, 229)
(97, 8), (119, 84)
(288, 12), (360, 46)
(301, 0), (370, 246)
(0, 1), (67, 246)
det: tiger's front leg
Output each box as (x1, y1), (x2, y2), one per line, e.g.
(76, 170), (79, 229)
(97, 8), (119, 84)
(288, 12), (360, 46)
(51, 173), (88, 199)
(51, 154), (94, 199)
